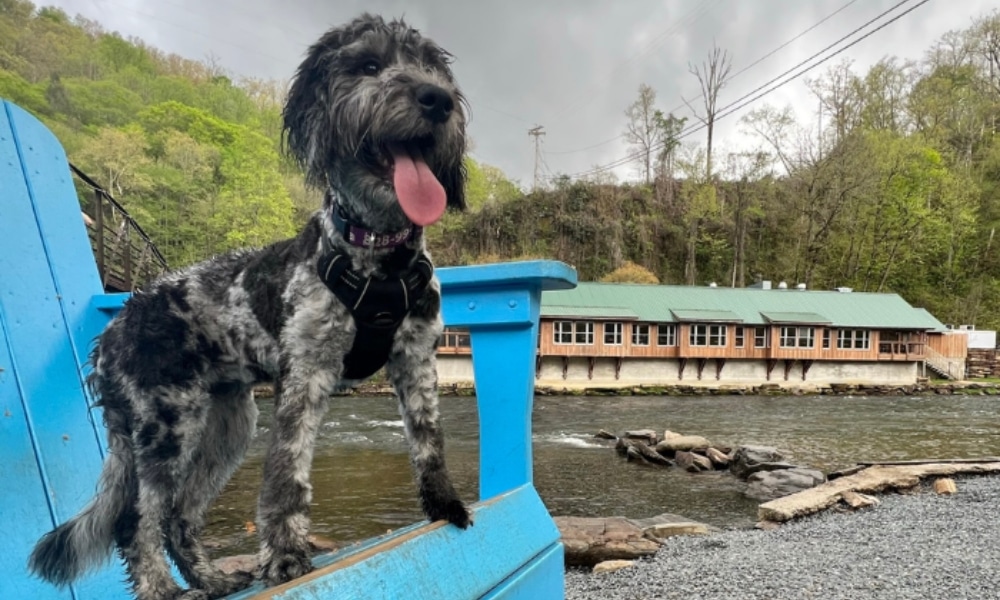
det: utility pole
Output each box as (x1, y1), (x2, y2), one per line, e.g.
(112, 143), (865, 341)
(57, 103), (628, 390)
(528, 125), (545, 191)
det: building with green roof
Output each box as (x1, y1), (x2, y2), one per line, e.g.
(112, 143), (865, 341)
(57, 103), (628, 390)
(437, 280), (968, 388)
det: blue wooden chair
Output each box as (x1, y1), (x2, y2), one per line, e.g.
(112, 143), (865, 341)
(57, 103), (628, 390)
(0, 99), (577, 600)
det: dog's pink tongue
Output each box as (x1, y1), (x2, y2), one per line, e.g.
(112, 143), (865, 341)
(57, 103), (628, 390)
(391, 147), (446, 226)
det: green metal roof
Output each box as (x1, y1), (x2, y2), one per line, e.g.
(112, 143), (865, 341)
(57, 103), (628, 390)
(541, 282), (946, 330)
(542, 305), (638, 319)
(671, 309), (743, 322)
(761, 311), (832, 324)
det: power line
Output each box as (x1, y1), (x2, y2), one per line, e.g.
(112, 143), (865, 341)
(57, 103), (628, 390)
(544, 0), (860, 157)
(565, 0), (930, 181)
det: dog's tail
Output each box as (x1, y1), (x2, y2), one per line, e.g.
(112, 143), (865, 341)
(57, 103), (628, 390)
(28, 372), (136, 586)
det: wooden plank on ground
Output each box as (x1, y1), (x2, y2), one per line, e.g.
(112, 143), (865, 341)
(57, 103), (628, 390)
(856, 457), (1000, 466)
(759, 462), (1000, 523)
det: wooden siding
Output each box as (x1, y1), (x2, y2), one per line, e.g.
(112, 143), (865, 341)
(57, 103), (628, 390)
(529, 319), (932, 363)
(538, 320), (681, 358)
(927, 332), (968, 359)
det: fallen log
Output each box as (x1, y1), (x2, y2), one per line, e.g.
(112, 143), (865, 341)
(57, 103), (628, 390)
(758, 462), (1000, 523)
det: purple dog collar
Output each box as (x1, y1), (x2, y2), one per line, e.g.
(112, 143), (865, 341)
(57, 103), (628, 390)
(331, 203), (420, 249)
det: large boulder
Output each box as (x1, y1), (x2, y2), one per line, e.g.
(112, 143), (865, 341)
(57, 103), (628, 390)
(555, 516), (661, 567)
(628, 513), (714, 541)
(704, 447), (731, 468)
(555, 514), (712, 567)
(674, 450), (713, 473)
(624, 429), (659, 444)
(617, 438), (672, 467)
(594, 429), (617, 440)
(745, 467), (826, 501)
(729, 445), (788, 479)
(654, 435), (712, 454)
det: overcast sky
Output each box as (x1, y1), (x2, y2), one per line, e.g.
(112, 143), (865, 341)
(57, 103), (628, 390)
(42, 0), (1000, 186)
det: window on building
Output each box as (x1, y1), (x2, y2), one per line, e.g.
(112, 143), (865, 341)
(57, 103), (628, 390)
(735, 326), (745, 348)
(632, 324), (650, 346)
(822, 329), (830, 349)
(690, 324), (707, 346)
(656, 323), (677, 346)
(604, 322), (623, 345)
(754, 327), (769, 348)
(554, 321), (594, 345)
(837, 329), (870, 350)
(690, 324), (727, 347)
(709, 325), (727, 346)
(780, 326), (815, 348)
(439, 327), (470, 348)
(553, 321), (573, 345)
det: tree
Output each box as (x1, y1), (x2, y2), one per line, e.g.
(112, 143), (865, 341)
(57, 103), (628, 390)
(652, 111), (686, 207)
(723, 151), (771, 287)
(684, 44), (732, 180)
(76, 126), (152, 200)
(624, 83), (662, 185)
(599, 261), (659, 284)
(463, 157), (522, 211)
(806, 59), (862, 148)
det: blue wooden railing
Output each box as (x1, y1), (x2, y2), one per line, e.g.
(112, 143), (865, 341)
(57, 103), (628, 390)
(0, 99), (577, 600)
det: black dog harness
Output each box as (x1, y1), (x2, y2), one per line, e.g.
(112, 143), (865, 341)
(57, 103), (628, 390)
(316, 232), (433, 381)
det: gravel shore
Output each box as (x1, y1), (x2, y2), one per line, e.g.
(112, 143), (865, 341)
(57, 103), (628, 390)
(564, 475), (1000, 600)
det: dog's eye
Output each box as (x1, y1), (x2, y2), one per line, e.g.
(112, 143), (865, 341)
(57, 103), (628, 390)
(360, 60), (381, 76)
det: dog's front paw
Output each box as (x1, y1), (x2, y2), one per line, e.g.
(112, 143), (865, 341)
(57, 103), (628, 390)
(260, 551), (313, 586)
(427, 498), (473, 529)
(173, 590), (210, 600)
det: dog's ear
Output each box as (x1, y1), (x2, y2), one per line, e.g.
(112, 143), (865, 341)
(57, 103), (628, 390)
(285, 16), (385, 186)
(440, 156), (467, 212)
(284, 38), (336, 187)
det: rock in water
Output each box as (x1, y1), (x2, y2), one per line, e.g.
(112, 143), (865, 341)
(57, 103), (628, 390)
(705, 447), (731, 468)
(623, 439), (673, 467)
(745, 467), (826, 501)
(654, 435), (712, 453)
(729, 445), (787, 479)
(675, 450), (713, 472)
(624, 429), (659, 444)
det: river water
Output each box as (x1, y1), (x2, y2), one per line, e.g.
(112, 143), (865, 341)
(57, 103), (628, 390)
(205, 394), (1000, 554)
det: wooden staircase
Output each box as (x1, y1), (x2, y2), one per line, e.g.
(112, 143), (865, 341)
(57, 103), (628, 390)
(924, 345), (964, 380)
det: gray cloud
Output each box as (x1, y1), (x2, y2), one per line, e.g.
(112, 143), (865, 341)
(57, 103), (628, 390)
(50, 0), (1000, 185)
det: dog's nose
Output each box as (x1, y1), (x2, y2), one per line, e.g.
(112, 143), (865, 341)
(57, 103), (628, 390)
(416, 84), (454, 124)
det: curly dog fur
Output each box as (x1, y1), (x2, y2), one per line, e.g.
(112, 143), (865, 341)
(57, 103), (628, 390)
(29, 14), (470, 600)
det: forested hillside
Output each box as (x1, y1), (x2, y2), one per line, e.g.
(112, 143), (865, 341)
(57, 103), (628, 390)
(443, 11), (1000, 330)
(4, 0), (1000, 328)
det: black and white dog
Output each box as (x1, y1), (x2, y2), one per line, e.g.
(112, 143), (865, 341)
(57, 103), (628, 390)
(29, 14), (470, 600)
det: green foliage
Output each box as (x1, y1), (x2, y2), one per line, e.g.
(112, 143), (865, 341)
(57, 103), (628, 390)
(0, 0), (301, 266)
(599, 261), (660, 284)
(7, 0), (1000, 332)
(0, 68), (47, 114)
